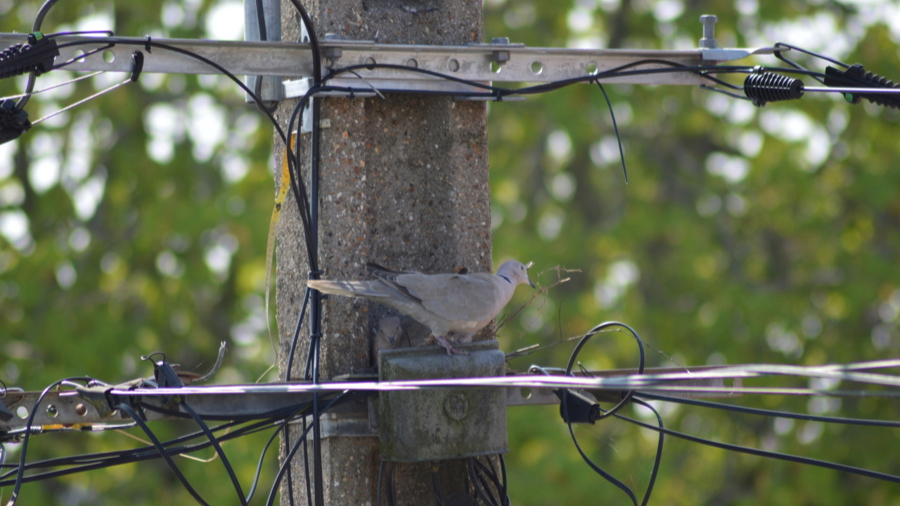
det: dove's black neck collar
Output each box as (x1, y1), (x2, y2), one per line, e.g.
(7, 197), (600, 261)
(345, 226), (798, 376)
(498, 274), (513, 284)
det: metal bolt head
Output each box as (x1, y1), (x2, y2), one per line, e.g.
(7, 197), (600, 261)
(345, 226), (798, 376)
(699, 14), (718, 49)
(492, 37), (510, 45)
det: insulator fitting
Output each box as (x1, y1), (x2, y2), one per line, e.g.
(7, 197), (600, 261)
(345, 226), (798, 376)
(0, 32), (60, 80)
(0, 99), (30, 145)
(824, 64), (900, 110)
(743, 72), (804, 107)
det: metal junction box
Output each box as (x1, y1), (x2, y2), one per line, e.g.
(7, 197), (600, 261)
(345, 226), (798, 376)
(378, 340), (507, 462)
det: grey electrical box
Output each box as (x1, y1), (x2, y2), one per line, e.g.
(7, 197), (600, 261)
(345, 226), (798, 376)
(378, 340), (508, 462)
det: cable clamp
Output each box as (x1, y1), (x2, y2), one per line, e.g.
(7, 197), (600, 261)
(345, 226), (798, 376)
(0, 32), (59, 79)
(555, 388), (601, 424)
(130, 51), (144, 82)
(0, 99), (31, 145)
(141, 353), (185, 409)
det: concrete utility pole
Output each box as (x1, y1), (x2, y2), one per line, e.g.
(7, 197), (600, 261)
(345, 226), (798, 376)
(275, 0), (489, 504)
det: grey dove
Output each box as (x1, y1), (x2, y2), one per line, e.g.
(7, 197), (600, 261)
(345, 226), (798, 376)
(307, 260), (534, 355)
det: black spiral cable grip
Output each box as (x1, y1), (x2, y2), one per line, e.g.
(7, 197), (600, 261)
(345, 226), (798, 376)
(0, 32), (60, 80)
(744, 72), (804, 107)
(824, 64), (900, 110)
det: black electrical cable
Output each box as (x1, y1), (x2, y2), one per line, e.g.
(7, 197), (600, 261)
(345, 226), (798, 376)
(281, 84), (321, 506)
(30, 35), (323, 263)
(377, 460), (398, 506)
(254, 0), (267, 43)
(468, 458), (498, 505)
(246, 425), (282, 502)
(699, 84), (752, 101)
(566, 322), (645, 421)
(614, 408), (900, 485)
(300, 414), (312, 505)
(264, 392), (349, 506)
(629, 398), (664, 506)
(468, 456), (509, 506)
(773, 42), (850, 86)
(4, 377), (93, 506)
(6, 378), (71, 506)
(16, 35), (843, 128)
(0, 418), (262, 486)
(246, 399), (325, 502)
(116, 403), (211, 506)
(638, 392), (900, 428)
(245, 416), (300, 502)
(139, 397), (312, 422)
(6, 392), (344, 489)
(775, 42), (850, 69)
(321, 59), (834, 100)
(253, 0), (278, 112)
(10, 31), (323, 265)
(0, 415), (250, 473)
(376, 459), (386, 506)
(251, 0), (270, 110)
(277, 0), (326, 490)
(284, 287), (311, 380)
(284, 88), (318, 269)
(498, 454), (508, 505)
(697, 71), (746, 91)
(286, 0), (321, 83)
(14, 0), (63, 111)
(181, 402), (248, 506)
(478, 456), (506, 504)
(594, 81), (628, 183)
(554, 322), (647, 506)
(0, 417), (243, 480)
(48, 36), (115, 72)
(139, 39), (288, 145)
(0, 396), (344, 489)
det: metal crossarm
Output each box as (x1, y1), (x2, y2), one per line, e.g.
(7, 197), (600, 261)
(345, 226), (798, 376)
(0, 367), (739, 435)
(0, 34), (777, 91)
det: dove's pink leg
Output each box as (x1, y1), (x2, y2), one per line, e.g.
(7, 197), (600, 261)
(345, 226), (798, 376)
(434, 335), (469, 356)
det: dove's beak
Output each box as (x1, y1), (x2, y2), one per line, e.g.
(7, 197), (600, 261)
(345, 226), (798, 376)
(525, 261), (536, 288)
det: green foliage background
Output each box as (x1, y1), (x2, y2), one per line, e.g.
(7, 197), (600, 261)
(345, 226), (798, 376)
(2, 0), (900, 504)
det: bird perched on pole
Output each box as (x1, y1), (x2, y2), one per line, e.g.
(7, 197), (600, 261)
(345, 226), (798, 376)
(307, 260), (535, 355)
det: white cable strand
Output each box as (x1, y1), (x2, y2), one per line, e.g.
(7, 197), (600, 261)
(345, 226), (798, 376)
(108, 358), (900, 396)
(0, 71), (103, 102)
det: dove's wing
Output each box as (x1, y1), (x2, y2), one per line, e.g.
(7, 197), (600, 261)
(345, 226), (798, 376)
(393, 272), (512, 325)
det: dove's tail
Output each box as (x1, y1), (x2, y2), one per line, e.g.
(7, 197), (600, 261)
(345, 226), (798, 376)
(306, 280), (387, 299)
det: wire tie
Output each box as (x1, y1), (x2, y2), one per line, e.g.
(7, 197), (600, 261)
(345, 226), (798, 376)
(144, 35), (152, 53)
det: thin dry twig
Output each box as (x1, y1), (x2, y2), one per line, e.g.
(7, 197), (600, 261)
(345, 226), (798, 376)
(494, 265), (578, 332)
(114, 428), (231, 463)
(491, 265), (579, 360)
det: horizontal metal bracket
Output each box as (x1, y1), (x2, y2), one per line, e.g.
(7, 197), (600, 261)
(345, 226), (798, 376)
(0, 365), (740, 438)
(0, 34), (778, 98)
